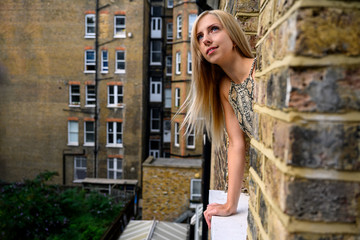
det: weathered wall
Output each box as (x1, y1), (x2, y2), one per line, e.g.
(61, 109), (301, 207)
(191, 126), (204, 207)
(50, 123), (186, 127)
(216, 0), (360, 239)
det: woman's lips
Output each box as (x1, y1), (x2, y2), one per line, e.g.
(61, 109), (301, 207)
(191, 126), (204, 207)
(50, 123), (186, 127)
(206, 46), (218, 55)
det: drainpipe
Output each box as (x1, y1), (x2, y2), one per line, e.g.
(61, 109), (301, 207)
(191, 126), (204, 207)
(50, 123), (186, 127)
(202, 133), (211, 240)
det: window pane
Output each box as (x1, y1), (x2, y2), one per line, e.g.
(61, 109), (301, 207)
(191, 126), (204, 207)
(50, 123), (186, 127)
(116, 159), (122, 169)
(86, 122), (94, 131)
(109, 159), (114, 169)
(109, 171), (114, 179)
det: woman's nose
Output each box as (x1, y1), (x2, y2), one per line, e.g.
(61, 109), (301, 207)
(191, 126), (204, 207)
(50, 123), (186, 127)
(202, 34), (212, 46)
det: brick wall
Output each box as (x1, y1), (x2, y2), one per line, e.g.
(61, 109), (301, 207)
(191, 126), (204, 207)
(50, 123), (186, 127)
(216, 0), (360, 239)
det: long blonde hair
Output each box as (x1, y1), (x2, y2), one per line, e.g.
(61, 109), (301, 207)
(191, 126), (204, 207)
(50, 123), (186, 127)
(181, 10), (254, 150)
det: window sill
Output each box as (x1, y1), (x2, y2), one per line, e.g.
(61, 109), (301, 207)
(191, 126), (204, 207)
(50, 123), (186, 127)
(106, 144), (123, 148)
(150, 63), (162, 66)
(84, 71), (95, 74)
(186, 146), (195, 149)
(69, 105), (80, 108)
(85, 105), (95, 108)
(67, 143), (79, 146)
(107, 104), (124, 108)
(83, 143), (95, 147)
(114, 71), (125, 74)
(84, 35), (95, 39)
(101, 71), (109, 74)
(209, 190), (249, 240)
(114, 35), (126, 39)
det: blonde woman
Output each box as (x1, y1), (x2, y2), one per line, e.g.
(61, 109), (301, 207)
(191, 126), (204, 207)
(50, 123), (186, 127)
(182, 10), (256, 228)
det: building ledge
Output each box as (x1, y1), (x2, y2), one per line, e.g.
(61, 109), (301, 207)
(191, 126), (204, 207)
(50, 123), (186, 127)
(209, 190), (249, 240)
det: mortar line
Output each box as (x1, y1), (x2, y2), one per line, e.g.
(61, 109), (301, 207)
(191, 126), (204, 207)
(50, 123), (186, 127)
(256, 0), (360, 48)
(248, 198), (270, 240)
(249, 168), (360, 234)
(253, 104), (360, 123)
(254, 54), (360, 77)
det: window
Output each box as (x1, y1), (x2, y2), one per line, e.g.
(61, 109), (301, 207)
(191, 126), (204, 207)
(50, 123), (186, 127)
(85, 50), (96, 73)
(151, 17), (162, 38)
(167, 0), (173, 8)
(115, 50), (125, 73)
(85, 85), (96, 107)
(175, 88), (180, 107)
(175, 52), (181, 74)
(150, 41), (162, 65)
(84, 121), (95, 146)
(163, 120), (171, 143)
(107, 121), (123, 147)
(164, 88), (171, 108)
(68, 121), (79, 146)
(186, 128), (195, 148)
(69, 85), (80, 106)
(187, 51), (192, 74)
(114, 15), (126, 38)
(150, 77), (162, 102)
(167, 23), (173, 41)
(74, 156), (87, 180)
(166, 55), (172, 76)
(150, 109), (161, 132)
(176, 15), (182, 39)
(190, 179), (201, 202)
(151, 6), (161, 17)
(188, 14), (197, 37)
(108, 158), (122, 179)
(101, 50), (108, 73)
(174, 122), (180, 147)
(85, 14), (95, 38)
(149, 139), (160, 158)
(108, 85), (123, 107)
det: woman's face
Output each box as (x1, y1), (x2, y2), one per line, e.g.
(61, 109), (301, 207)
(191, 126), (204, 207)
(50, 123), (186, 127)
(196, 14), (234, 65)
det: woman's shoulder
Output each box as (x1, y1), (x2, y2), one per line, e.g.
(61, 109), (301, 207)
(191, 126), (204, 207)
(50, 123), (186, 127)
(219, 75), (232, 100)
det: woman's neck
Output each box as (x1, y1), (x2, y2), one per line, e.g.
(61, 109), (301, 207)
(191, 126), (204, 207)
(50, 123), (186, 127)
(219, 54), (253, 84)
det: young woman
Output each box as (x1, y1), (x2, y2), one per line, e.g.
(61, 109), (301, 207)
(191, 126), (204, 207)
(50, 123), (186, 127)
(181, 10), (256, 228)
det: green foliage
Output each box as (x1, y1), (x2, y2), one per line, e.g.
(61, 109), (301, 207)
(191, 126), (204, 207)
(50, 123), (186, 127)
(0, 171), (123, 240)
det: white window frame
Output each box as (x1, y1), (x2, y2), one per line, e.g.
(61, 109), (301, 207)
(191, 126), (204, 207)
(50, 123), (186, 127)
(108, 158), (123, 179)
(101, 50), (108, 73)
(150, 41), (162, 66)
(107, 121), (123, 147)
(69, 85), (80, 106)
(114, 15), (126, 38)
(68, 121), (79, 146)
(115, 50), (125, 74)
(85, 14), (95, 38)
(164, 88), (171, 108)
(150, 109), (161, 133)
(74, 156), (87, 180)
(175, 87), (180, 107)
(188, 14), (197, 37)
(163, 120), (171, 143)
(151, 17), (162, 39)
(186, 128), (195, 149)
(166, 55), (172, 76)
(167, 0), (173, 8)
(107, 85), (124, 107)
(85, 85), (96, 107)
(84, 121), (95, 146)
(166, 22), (173, 41)
(187, 51), (192, 74)
(150, 77), (162, 102)
(176, 15), (182, 39)
(84, 50), (96, 73)
(190, 179), (201, 201)
(175, 52), (181, 75)
(149, 139), (160, 158)
(174, 122), (180, 147)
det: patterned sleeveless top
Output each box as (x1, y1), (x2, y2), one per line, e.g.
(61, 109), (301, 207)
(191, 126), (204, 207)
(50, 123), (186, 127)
(228, 58), (256, 138)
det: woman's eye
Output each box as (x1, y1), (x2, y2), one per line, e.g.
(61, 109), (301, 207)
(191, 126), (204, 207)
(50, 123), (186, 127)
(197, 35), (203, 41)
(210, 26), (219, 32)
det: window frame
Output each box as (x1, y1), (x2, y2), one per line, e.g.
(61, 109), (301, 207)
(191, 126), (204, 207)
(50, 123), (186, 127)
(187, 51), (192, 74)
(107, 158), (123, 179)
(163, 120), (171, 143)
(150, 108), (161, 133)
(175, 52), (181, 75)
(149, 139), (160, 158)
(166, 22), (173, 41)
(150, 77), (162, 102)
(84, 50), (96, 73)
(150, 41), (162, 66)
(151, 17), (162, 39)
(114, 15), (126, 38)
(176, 15), (182, 39)
(85, 85), (96, 107)
(69, 85), (80, 107)
(175, 87), (180, 107)
(85, 14), (95, 38)
(186, 128), (195, 149)
(84, 121), (95, 146)
(164, 88), (172, 108)
(107, 85), (124, 108)
(107, 121), (123, 148)
(115, 50), (126, 74)
(166, 55), (172, 76)
(190, 179), (202, 201)
(167, 0), (173, 8)
(68, 120), (79, 146)
(174, 122), (180, 147)
(74, 156), (87, 180)
(188, 14), (197, 37)
(101, 50), (109, 73)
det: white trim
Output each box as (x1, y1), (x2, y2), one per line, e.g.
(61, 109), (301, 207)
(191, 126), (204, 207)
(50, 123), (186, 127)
(107, 85), (124, 108)
(186, 128), (196, 149)
(188, 14), (197, 37)
(84, 50), (96, 73)
(85, 14), (95, 38)
(84, 121), (95, 146)
(106, 121), (123, 148)
(175, 52), (181, 74)
(166, 22), (173, 41)
(150, 41), (162, 66)
(176, 15), (182, 39)
(187, 51), (192, 74)
(85, 85), (96, 107)
(68, 120), (79, 146)
(166, 55), (172, 76)
(150, 108), (161, 132)
(114, 15), (126, 38)
(115, 50), (126, 74)
(175, 88), (180, 107)
(69, 85), (80, 106)
(101, 50), (109, 73)
(174, 122), (180, 147)
(107, 158), (123, 179)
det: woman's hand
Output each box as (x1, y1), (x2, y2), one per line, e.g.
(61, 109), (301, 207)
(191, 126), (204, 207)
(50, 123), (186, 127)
(203, 202), (237, 229)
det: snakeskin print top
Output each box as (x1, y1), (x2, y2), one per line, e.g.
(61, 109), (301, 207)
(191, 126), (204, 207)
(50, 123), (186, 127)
(228, 58), (256, 138)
